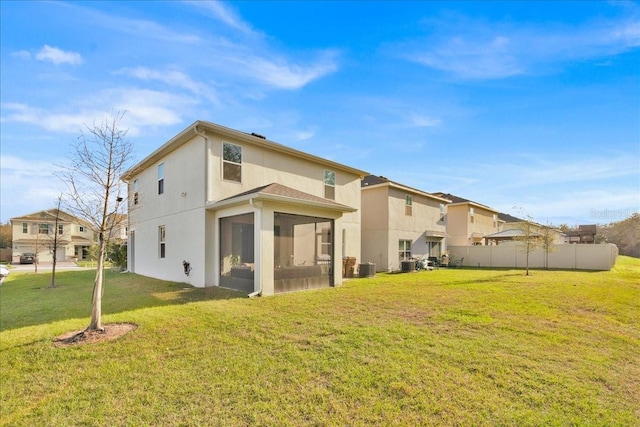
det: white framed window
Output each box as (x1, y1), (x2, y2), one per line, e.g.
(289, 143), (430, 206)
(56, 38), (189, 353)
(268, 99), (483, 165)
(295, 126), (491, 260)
(399, 239), (412, 263)
(58, 224), (64, 235)
(22, 223), (28, 233)
(38, 223), (49, 234)
(157, 163), (165, 195)
(222, 142), (242, 182)
(79, 226), (85, 232)
(133, 178), (139, 205)
(324, 170), (335, 200)
(470, 207), (475, 223)
(159, 225), (166, 258)
(405, 195), (413, 216)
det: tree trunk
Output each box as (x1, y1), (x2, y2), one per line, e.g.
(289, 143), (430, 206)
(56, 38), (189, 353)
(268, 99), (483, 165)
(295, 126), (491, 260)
(88, 237), (106, 331)
(49, 248), (57, 288)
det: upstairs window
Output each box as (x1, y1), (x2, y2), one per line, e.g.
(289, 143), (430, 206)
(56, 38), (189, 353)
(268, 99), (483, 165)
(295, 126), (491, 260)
(222, 142), (242, 182)
(22, 223), (28, 233)
(157, 163), (164, 195)
(405, 195), (413, 216)
(38, 223), (49, 234)
(470, 207), (475, 223)
(324, 170), (335, 200)
(493, 213), (498, 227)
(58, 224), (64, 235)
(159, 225), (166, 258)
(79, 226), (85, 232)
(133, 179), (139, 205)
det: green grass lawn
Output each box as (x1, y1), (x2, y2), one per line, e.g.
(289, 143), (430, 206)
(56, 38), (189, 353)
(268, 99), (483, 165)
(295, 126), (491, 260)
(1, 258), (639, 426)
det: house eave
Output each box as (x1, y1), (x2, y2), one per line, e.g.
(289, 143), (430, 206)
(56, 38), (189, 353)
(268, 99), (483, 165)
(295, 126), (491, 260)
(122, 120), (369, 181)
(425, 230), (449, 238)
(207, 193), (357, 213)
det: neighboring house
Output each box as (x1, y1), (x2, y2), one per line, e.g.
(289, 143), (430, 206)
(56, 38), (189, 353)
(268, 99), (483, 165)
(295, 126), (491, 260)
(361, 175), (451, 272)
(432, 193), (503, 246)
(122, 120), (367, 296)
(564, 225), (597, 244)
(482, 228), (544, 245)
(106, 213), (128, 243)
(495, 213), (565, 245)
(10, 209), (96, 263)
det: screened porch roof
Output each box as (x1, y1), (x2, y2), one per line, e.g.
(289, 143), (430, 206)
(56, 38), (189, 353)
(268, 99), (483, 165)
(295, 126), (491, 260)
(207, 183), (357, 213)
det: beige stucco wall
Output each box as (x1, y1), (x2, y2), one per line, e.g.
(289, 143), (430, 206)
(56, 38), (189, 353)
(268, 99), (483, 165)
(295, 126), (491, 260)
(446, 204), (500, 246)
(361, 185), (447, 272)
(361, 186), (390, 269)
(127, 128), (363, 293)
(127, 136), (208, 285)
(447, 243), (618, 270)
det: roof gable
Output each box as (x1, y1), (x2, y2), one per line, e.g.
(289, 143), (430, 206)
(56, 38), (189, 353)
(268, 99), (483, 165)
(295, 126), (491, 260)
(11, 209), (82, 224)
(362, 175), (451, 203)
(123, 120), (368, 181)
(432, 192), (499, 213)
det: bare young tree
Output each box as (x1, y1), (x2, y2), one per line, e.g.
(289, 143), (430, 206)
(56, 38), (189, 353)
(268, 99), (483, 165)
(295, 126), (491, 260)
(513, 207), (542, 276)
(59, 112), (133, 332)
(539, 223), (557, 270)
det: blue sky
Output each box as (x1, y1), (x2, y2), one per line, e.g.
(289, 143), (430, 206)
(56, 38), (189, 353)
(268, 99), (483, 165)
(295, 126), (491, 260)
(1, 1), (639, 226)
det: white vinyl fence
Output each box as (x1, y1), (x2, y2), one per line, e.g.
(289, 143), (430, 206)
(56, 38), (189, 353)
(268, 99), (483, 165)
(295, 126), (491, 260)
(447, 243), (618, 271)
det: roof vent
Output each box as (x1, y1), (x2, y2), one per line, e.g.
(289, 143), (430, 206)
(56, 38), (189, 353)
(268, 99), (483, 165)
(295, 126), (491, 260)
(251, 132), (266, 139)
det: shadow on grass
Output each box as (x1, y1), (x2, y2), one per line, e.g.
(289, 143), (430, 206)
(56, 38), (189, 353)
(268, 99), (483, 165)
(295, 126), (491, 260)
(0, 270), (247, 332)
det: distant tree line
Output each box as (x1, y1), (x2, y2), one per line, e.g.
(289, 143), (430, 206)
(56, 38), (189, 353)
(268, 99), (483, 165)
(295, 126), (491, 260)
(557, 213), (640, 258)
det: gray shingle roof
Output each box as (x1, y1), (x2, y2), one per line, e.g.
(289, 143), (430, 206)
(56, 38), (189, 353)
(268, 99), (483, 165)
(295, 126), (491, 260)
(215, 182), (355, 212)
(484, 229), (542, 238)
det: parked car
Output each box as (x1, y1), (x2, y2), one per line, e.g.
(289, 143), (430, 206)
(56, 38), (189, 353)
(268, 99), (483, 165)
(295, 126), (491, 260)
(0, 265), (9, 280)
(20, 253), (36, 264)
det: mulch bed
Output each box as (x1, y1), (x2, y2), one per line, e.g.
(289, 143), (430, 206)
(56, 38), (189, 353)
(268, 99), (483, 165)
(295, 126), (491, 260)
(53, 323), (138, 348)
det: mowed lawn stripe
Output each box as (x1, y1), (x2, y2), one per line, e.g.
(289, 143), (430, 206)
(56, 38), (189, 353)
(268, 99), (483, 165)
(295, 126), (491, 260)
(1, 257), (638, 426)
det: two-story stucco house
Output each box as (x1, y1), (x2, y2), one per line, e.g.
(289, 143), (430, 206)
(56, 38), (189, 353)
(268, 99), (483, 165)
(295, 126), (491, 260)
(11, 209), (96, 263)
(432, 193), (503, 246)
(122, 121), (368, 296)
(361, 175), (451, 272)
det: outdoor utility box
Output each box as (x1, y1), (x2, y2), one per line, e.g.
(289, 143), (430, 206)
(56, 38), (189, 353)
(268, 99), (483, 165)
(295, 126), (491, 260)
(401, 260), (415, 272)
(359, 263), (376, 278)
(343, 257), (357, 278)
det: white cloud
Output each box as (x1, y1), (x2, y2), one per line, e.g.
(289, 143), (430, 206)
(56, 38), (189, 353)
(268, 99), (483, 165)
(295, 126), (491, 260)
(182, 1), (339, 90)
(1, 88), (193, 135)
(74, 4), (201, 45)
(0, 155), (67, 221)
(186, 1), (257, 36)
(115, 67), (218, 103)
(11, 50), (32, 60)
(404, 14), (640, 79)
(35, 45), (83, 66)
(232, 53), (339, 89)
(410, 113), (441, 127)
